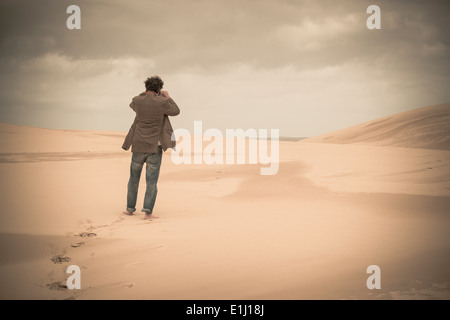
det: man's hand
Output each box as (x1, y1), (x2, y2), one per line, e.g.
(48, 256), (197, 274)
(160, 90), (170, 98)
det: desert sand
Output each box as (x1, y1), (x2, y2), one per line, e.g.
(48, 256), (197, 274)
(0, 103), (449, 300)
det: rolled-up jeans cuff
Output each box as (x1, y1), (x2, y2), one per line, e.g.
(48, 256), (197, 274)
(142, 208), (152, 213)
(126, 207), (136, 213)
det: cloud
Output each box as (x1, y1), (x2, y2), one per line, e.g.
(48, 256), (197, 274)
(2, 1), (449, 71)
(0, 0), (449, 135)
(0, 53), (157, 129)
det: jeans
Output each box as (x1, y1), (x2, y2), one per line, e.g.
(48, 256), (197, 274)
(126, 146), (162, 214)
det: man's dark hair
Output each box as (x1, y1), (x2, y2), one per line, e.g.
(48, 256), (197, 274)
(144, 76), (164, 93)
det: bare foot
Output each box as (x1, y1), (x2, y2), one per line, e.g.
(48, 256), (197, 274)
(123, 211), (134, 216)
(144, 213), (159, 220)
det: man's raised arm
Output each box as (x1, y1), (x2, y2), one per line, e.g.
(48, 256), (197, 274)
(161, 90), (180, 116)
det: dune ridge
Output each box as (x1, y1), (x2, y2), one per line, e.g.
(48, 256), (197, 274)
(304, 103), (450, 150)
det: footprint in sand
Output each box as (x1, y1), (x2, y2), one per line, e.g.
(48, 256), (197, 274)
(71, 241), (85, 248)
(113, 216), (126, 224)
(47, 281), (68, 291)
(78, 232), (97, 238)
(51, 255), (71, 264)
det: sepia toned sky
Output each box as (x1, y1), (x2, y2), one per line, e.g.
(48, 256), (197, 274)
(1, 0), (449, 137)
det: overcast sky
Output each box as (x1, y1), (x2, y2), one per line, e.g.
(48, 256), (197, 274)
(1, 0), (449, 137)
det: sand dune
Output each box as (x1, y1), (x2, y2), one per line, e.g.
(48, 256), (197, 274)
(304, 103), (450, 150)
(0, 104), (449, 300)
(0, 122), (124, 154)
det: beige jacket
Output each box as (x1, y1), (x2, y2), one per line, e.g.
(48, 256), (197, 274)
(122, 93), (180, 153)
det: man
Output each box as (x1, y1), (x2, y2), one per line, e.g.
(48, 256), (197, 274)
(122, 76), (180, 220)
